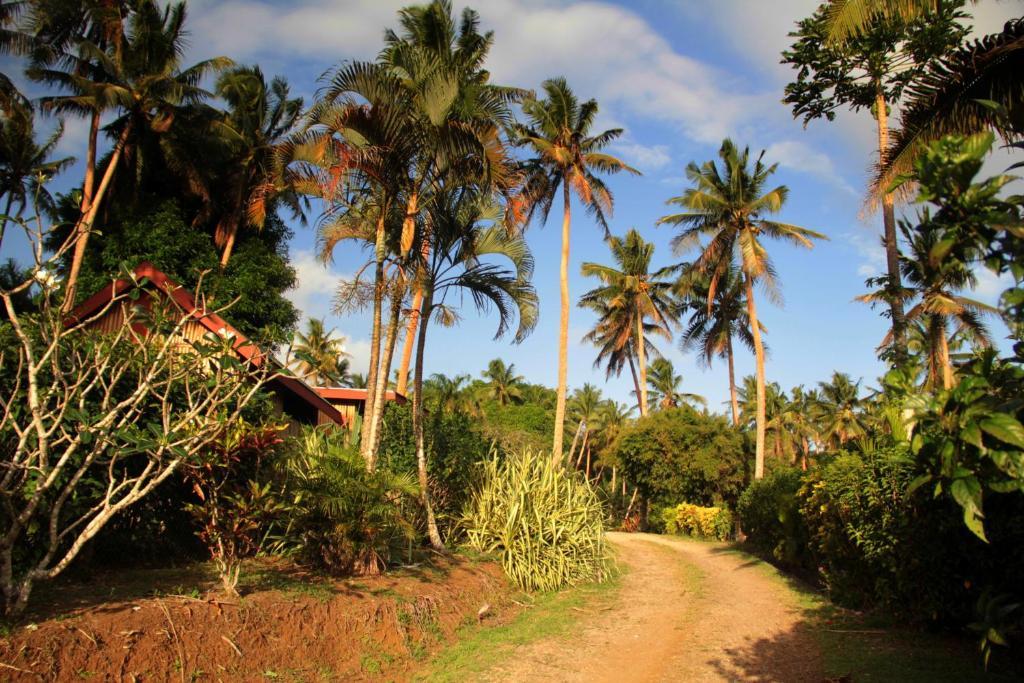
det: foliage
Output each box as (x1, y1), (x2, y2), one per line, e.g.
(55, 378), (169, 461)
(462, 449), (607, 592)
(182, 421), (288, 594)
(736, 467), (809, 568)
(613, 407), (747, 509)
(275, 428), (418, 576)
(662, 503), (733, 541)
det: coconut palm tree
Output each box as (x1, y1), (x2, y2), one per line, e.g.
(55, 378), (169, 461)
(424, 372), (472, 413)
(579, 229), (677, 416)
(211, 65), (304, 267)
(409, 187), (537, 548)
(817, 372), (868, 448)
(580, 298), (662, 414)
(646, 358), (706, 411)
(566, 383), (603, 474)
(659, 139), (825, 479)
(676, 262), (757, 426)
(514, 78), (639, 461)
(289, 318), (350, 387)
(481, 358), (526, 406)
(823, 0), (941, 42)
(860, 220), (996, 389)
(0, 98), (74, 248)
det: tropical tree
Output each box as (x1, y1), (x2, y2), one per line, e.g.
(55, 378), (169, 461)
(782, 1), (968, 361)
(580, 298), (661, 414)
(646, 358), (706, 411)
(658, 139), (825, 479)
(676, 261), (756, 426)
(823, 0), (945, 42)
(409, 188), (537, 548)
(289, 318), (350, 386)
(424, 372), (473, 413)
(482, 357), (525, 406)
(514, 77), (639, 461)
(211, 65), (304, 266)
(579, 228), (677, 416)
(0, 98), (74, 248)
(566, 383), (603, 473)
(817, 372), (868, 448)
(29, 0), (232, 310)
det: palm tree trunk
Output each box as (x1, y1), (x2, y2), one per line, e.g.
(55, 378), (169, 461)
(217, 181), (248, 268)
(367, 280), (405, 461)
(744, 275), (767, 480)
(0, 194), (14, 252)
(626, 343), (642, 413)
(727, 335), (740, 427)
(62, 123), (132, 314)
(81, 110), (99, 213)
(938, 318), (954, 390)
(635, 315), (649, 416)
(567, 420), (584, 465)
(413, 284), (444, 550)
(801, 436), (809, 471)
(875, 85), (907, 361)
(585, 443), (591, 479)
(611, 466), (617, 494)
(396, 220), (431, 397)
(360, 213), (388, 469)
(552, 182), (571, 463)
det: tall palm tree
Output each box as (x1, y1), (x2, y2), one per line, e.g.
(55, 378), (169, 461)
(579, 228), (677, 416)
(409, 187), (537, 549)
(580, 298), (661, 414)
(860, 220), (996, 389)
(646, 358), (706, 410)
(817, 372), (868, 448)
(424, 372), (472, 413)
(378, 0), (524, 397)
(824, 0), (942, 42)
(481, 358), (525, 406)
(0, 98), (74, 248)
(211, 65), (304, 267)
(658, 139), (825, 479)
(30, 1), (231, 311)
(514, 78), (639, 461)
(289, 318), (350, 387)
(676, 261), (757, 426)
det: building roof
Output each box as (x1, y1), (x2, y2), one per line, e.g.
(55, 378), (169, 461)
(315, 387), (408, 405)
(69, 262), (344, 426)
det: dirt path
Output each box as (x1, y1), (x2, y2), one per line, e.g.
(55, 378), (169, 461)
(484, 532), (823, 682)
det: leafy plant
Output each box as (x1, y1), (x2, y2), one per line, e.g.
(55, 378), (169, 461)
(737, 467), (809, 568)
(662, 503), (732, 541)
(462, 449), (607, 592)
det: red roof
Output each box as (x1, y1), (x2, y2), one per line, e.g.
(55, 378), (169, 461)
(316, 387), (408, 404)
(70, 262), (344, 426)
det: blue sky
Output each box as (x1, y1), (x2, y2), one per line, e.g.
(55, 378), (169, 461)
(2, 0), (1021, 413)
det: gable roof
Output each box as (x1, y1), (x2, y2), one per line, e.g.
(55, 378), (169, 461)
(69, 262), (344, 426)
(315, 387), (408, 405)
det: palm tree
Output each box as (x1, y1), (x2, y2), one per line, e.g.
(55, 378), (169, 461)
(514, 78), (639, 461)
(30, 1), (231, 311)
(211, 65), (304, 267)
(824, 0), (940, 43)
(410, 187), (537, 549)
(424, 372), (472, 413)
(579, 229), (677, 416)
(289, 318), (350, 387)
(781, 385), (823, 469)
(658, 139), (825, 479)
(0, 98), (74, 248)
(380, 0), (525, 397)
(676, 262), (756, 426)
(817, 372), (868, 448)
(481, 358), (526, 406)
(860, 220), (996, 389)
(739, 376), (795, 462)
(646, 358), (706, 411)
(580, 298), (661, 414)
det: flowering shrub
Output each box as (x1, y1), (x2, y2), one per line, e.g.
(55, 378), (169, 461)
(662, 503), (733, 541)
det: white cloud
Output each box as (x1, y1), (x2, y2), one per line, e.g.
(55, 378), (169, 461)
(845, 230), (885, 279)
(612, 142), (671, 171)
(765, 140), (858, 195)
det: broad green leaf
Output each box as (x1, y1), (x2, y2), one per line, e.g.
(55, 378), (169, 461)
(980, 413), (1024, 449)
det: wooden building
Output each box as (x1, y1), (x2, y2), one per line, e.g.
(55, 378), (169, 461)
(314, 387), (408, 427)
(69, 262), (344, 434)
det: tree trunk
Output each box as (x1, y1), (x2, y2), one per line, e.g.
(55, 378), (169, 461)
(62, 123), (132, 314)
(875, 85), (907, 362)
(396, 216), (431, 397)
(727, 335), (740, 427)
(611, 466), (617, 494)
(80, 109), (100, 215)
(0, 194), (14, 252)
(360, 213), (388, 469)
(217, 180), (249, 268)
(801, 436), (809, 471)
(412, 284), (444, 550)
(635, 314), (649, 416)
(567, 420), (584, 465)
(367, 280), (405, 462)
(626, 343), (642, 413)
(938, 318), (954, 390)
(585, 444), (591, 479)
(745, 275), (767, 480)
(552, 182), (571, 463)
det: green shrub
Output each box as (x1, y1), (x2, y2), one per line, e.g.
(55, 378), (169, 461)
(737, 467), (809, 569)
(461, 449), (607, 592)
(613, 407), (748, 510)
(275, 428), (418, 575)
(663, 503), (732, 541)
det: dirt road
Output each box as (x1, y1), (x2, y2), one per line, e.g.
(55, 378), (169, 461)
(484, 532), (822, 682)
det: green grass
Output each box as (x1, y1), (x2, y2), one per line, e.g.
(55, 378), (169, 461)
(711, 543), (1020, 682)
(419, 557), (625, 682)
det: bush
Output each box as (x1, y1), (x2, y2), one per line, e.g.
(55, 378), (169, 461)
(613, 407), (747, 510)
(275, 428), (418, 575)
(462, 449), (607, 591)
(737, 467), (809, 569)
(662, 503), (733, 541)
